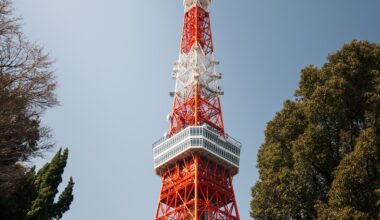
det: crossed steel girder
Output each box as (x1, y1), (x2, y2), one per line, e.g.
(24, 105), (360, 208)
(169, 84), (224, 136)
(155, 153), (240, 220)
(181, 6), (213, 55)
(169, 5), (223, 137)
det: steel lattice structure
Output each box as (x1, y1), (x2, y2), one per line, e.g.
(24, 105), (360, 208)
(153, 1), (241, 219)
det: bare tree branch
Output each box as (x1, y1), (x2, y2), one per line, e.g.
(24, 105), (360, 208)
(0, 0), (57, 195)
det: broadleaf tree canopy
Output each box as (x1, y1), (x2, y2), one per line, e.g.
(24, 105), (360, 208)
(251, 40), (380, 220)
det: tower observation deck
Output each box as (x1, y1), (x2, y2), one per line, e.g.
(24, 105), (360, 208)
(153, 1), (241, 219)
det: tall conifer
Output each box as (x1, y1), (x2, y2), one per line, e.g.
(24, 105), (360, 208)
(27, 149), (74, 220)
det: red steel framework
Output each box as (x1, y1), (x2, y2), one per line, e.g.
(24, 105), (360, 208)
(180, 6), (214, 55)
(155, 1), (240, 219)
(155, 154), (240, 220)
(169, 83), (224, 137)
(169, 5), (224, 137)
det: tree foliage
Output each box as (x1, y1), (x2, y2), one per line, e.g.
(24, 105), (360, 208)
(0, 0), (57, 194)
(27, 149), (74, 220)
(251, 40), (380, 219)
(0, 1), (74, 219)
(0, 149), (74, 220)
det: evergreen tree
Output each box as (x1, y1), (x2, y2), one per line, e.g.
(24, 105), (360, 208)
(0, 1), (74, 219)
(251, 40), (380, 219)
(27, 149), (74, 220)
(0, 149), (74, 220)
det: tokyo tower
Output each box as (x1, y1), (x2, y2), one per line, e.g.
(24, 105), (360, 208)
(153, 0), (241, 219)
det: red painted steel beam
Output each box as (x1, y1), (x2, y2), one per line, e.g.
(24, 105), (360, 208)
(155, 154), (239, 219)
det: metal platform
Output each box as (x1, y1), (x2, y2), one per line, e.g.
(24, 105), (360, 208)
(153, 126), (241, 175)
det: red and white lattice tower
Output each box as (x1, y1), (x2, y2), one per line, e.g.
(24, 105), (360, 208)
(153, 0), (241, 219)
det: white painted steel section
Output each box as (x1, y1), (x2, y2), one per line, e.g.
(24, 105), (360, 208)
(184, 0), (211, 12)
(172, 43), (223, 100)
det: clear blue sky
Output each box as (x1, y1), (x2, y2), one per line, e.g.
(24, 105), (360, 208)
(13, 0), (380, 219)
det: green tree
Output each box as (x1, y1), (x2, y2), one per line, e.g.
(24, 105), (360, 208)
(251, 40), (380, 219)
(0, 0), (57, 194)
(0, 1), (75, 219)
(27, 149), (74, 220)
(0, 149), (74, 220)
